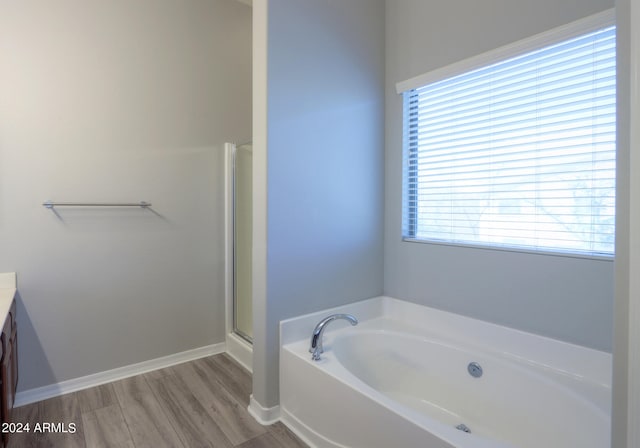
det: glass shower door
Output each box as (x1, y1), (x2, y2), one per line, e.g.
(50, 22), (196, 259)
(233, 143), (252, 342)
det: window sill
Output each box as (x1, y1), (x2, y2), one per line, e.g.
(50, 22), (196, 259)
(401, 237), (615, 261)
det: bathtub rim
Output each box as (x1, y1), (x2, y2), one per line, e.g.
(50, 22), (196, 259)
(280, 295), (612, 389)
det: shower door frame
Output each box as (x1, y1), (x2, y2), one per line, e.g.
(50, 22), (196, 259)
(224, 142), (253, 372)
(232, 142), (253, 343)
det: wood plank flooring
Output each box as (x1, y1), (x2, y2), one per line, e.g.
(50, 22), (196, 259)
(9, 354), (307, 448)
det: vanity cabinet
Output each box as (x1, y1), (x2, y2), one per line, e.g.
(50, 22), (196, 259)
(0, 299), (17, 447)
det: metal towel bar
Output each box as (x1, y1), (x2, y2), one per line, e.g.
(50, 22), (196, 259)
(43, 201), (151, 209)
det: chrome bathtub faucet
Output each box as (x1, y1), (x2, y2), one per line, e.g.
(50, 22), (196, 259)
(309, 313), (358, 361)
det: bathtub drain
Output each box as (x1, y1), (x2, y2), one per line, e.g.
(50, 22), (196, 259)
(456, 423), (471, 434)
(467, 362), (483, 378)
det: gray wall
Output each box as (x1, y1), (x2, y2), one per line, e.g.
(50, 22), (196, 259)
(385, 0), (616, 351)
(252, 0), (385, 408)
(0, 0), (252, 391)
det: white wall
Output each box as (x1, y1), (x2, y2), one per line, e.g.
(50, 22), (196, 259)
(0, 0), (252, 391)
(252, 0), (385, 409)
(385, 0), (616, 351)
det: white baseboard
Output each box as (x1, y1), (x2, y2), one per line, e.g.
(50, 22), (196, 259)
(15, 342), (226, 407)
(248, 394), (280, 425)
(226, 333), (253, 373)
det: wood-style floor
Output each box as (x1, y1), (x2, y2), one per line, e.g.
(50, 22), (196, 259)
(9, 354), (307, 448)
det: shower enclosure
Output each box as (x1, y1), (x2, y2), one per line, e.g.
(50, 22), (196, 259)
(231, 143), (253, 343)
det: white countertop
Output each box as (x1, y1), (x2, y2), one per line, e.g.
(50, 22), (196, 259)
(0, 273), (16, 324)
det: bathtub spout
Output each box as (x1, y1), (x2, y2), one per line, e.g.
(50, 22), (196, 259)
(309, 314), (358, 361)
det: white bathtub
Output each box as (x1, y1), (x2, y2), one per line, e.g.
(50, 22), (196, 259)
(279, 296), (611, 448)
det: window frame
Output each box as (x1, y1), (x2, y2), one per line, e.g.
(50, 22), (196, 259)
(396, 9), (616, 260)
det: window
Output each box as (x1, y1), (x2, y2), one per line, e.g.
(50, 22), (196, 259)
(399, 12), (616, 257)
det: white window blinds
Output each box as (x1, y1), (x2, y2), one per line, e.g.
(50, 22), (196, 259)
(402, 23), (616, 257)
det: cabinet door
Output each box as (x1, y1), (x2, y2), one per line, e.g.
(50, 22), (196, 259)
(8, 300), (16, 401)
(1, 317), (11, 448)
(10, 324), (16, 404)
